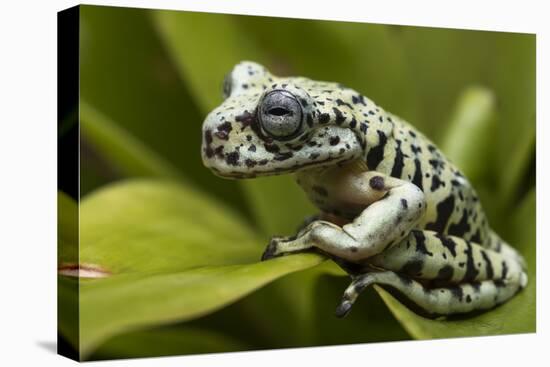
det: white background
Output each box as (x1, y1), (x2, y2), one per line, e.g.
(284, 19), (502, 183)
(0, 0), (547, 366)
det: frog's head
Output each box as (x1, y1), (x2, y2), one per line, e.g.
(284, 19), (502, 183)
(201, 61), (365, 178)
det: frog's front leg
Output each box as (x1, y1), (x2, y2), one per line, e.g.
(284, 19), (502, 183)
(262, 173), (426, 262)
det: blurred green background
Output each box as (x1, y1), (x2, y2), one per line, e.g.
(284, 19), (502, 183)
(58, 5), (535, 361)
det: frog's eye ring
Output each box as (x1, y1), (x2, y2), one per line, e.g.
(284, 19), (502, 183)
(258, 90), (303, 140)
(222, 73), (232, 99)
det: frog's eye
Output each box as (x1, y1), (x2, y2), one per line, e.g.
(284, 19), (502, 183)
(258, 90), (303, 140)
(222, 73), (232, 99)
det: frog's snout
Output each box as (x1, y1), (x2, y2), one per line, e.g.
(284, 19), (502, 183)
(200, 108), (258, 178)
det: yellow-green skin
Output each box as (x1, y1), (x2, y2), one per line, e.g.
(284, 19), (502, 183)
(201, 61), (527, 317)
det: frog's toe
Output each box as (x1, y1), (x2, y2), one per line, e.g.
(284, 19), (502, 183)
(335, 299), (353, 318)
(261, 238), (280, 261)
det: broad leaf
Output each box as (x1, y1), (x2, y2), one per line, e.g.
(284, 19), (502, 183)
(78, 179), (258, 273)
(236, 17), (419, 122)
(90, 326), (249, 360)
(75, 255), (322, 357)
(152, 10), (266, 112)
(440, 86), (496, 185)
(79, 5), (249, 213)
(58, 191), (78, 265)
(489, 35), (536, 203)
(80, 101), (183, 180)
(399, 27), (535, 204)
(58, 180), (324, 357)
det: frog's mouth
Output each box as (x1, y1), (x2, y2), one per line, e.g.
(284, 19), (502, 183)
(207, 154), (354, 179)
(206, 156), (358, 179)
(202, 126), (363, 179)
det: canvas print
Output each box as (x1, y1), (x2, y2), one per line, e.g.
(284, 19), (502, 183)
(57, 4), (536, 361)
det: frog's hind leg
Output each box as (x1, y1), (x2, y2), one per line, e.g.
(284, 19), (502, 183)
(368, 230), (528, 285)
(336, 230), (527, 317)
(336, 269), (526, 318)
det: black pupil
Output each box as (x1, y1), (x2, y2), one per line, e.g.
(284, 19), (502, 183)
(268, 107), (291, 116)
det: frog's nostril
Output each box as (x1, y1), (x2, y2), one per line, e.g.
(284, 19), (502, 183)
(214, 131), (229, 140)
(268, 107), (291, 116)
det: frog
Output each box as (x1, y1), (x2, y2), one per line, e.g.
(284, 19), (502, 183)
(201, 61), (528, 318)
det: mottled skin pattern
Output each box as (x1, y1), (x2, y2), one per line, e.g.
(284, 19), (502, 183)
(201, 61), (527, 318)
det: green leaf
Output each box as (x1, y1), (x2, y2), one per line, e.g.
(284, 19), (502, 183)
(500, 117), (535, 204)
(440, 86), (496, 184)
(309, 276), (410, 345)
(58, 179), (324, 357)
(58, 191), (78, 264)
(399, 27), (499, 142)
(509, 189), (536, 258)
(77, 255), (322, 357)
(80, 101), (183, 180)
(236, 18), (419, 122)
(168, 260), (348, 349)
(79, 179), (258, 273)
(58, 277), (79, 353)
(90, 326), (249, 360)
(79, 6), (250, 215)
(489, 34), (536, 203)
(152, 10), (266, 113)
(241, 177), (316, 236)
(376, 189), (536, 339)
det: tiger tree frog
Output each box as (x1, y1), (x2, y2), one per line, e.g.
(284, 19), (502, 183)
(201, 61), (528, 318)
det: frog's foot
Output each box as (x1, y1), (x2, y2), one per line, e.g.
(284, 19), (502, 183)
(261, 235), (302, 261)
(335, 273), (377, 318)
(260, 221), (333, 261)
(261, 237), (283, 261)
